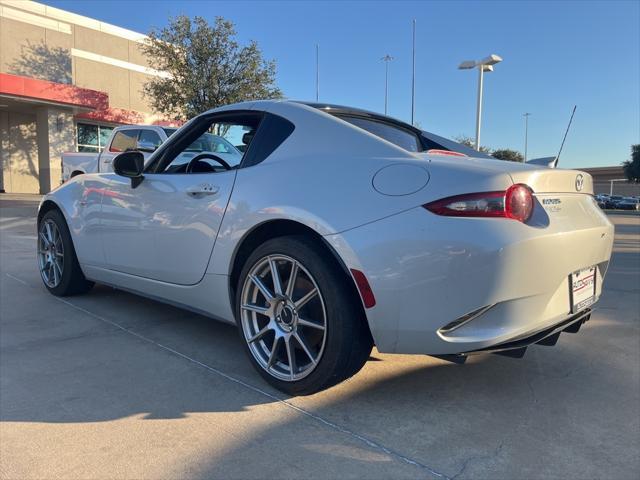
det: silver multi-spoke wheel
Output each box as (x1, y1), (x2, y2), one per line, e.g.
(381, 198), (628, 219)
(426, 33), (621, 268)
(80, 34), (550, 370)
(240, 254), (327, 382)
(38, 219), (64, 288)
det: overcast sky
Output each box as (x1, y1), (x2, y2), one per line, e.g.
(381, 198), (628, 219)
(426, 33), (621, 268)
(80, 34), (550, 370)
(46, 0), (640, 168)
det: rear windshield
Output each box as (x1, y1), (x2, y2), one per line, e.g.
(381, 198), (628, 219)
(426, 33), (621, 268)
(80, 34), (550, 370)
(335, 115), (422, 152)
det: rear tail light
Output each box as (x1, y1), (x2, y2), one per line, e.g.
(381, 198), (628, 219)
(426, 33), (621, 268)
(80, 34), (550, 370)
(505, 184), (534, 222)
(424, 184), (534, 222)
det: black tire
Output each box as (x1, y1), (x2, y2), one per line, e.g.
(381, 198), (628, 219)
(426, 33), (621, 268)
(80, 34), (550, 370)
(38, 209), (94, 296)
(236, 236), (373, 395)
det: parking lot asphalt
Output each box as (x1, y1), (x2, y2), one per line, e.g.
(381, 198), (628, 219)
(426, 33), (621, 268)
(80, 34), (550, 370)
(1, 193), (639, 480)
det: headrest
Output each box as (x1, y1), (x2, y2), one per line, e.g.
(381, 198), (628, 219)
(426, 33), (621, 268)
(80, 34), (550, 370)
(242, 131), (255, 145)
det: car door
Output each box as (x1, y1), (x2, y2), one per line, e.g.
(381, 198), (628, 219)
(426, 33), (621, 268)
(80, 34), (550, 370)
(100, 112), (262, 285)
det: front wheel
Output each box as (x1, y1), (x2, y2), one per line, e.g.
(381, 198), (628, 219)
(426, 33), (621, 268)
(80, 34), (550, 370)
(236, 236), (373, 395)
(37, 209), (94, 296)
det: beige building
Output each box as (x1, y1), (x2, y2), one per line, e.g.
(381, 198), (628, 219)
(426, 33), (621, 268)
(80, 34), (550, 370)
(0, 0), (171, 193)
(578, 166), (639, 197)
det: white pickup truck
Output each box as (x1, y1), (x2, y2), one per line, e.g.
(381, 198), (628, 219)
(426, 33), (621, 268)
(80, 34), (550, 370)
(61, 125), (244, 182)
(61, 125), (171, 182)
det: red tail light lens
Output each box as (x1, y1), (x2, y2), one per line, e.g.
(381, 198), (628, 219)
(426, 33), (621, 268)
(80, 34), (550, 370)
(504, 184), (534, 222)
(424, 184), (533, 222)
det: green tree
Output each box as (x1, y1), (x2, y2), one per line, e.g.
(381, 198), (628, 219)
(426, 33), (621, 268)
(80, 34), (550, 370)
(141, 16), (282, 121)
(491, 148), (524, 162)
(454, 135), (491, 154)
(622, 144), (640, 183)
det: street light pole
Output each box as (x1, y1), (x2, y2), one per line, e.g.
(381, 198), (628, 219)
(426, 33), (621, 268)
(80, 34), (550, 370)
(523, 112), (531, 162)
(382, 54), (393, 115)
(315, 44), (319, 102)
(475, 66), (484, 150)
(411, 19), (416, 125)
(458, 54), (503, 151)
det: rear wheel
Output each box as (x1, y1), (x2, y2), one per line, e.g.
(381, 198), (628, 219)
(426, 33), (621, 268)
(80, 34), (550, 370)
(236, 236), (372, 395)
(37, 209), (94, 296)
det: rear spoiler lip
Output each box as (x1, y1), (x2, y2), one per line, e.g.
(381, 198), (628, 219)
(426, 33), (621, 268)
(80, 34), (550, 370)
(526, 156), (558, 168)
(420, 130), (494, 159)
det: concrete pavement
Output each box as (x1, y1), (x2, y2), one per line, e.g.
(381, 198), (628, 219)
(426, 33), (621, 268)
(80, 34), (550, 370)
(1, 194), (639, 479)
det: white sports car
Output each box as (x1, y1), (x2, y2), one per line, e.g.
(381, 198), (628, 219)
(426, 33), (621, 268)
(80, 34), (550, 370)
(37, 100), (614, 394)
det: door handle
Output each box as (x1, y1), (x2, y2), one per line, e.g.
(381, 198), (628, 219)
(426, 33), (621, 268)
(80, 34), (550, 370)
(103, 158), (112, 164)
(186, 183), (219, 196)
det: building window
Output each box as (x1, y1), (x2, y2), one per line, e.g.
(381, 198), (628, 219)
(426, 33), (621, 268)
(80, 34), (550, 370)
(76, 123), (114, 152)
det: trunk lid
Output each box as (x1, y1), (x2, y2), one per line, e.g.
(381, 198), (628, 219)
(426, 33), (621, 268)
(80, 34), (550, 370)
(509, 168), (593, 195)
(418, 154), (602, 230)
(419, 153), (593, 195)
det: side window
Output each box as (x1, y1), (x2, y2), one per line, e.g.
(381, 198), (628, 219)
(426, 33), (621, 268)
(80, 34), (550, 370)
(109, 129), (139, 153)
(338, 115), (421, 152)
(211, 123), (254, 153)
(138, 129), (163, 150)
(158, 114), (262, 174)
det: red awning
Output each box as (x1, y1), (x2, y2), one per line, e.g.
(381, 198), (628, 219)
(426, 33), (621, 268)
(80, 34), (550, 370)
(0, 73), (108, 110)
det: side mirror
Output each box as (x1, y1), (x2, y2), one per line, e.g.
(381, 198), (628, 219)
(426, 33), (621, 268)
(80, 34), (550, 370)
(113, 151), (145, 188)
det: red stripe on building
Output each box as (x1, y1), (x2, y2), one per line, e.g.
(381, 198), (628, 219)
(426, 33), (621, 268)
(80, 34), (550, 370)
(75, 107), (145, 124)
(75, 108), (182, 127)
(0, 73), (108, 110)
(1, 73), (182, 127)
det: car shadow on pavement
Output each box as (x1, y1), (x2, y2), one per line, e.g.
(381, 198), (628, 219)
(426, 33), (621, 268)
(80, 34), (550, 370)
(2, 273), (638, 479)
(184, 314), (639, 479)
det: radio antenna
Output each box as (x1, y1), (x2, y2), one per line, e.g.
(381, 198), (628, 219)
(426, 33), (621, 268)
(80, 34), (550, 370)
(555, 105), (576, 167)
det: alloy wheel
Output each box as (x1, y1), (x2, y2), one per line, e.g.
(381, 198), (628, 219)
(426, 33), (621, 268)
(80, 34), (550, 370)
(38, 219), (64, 288)
(240, 254), (327, 382)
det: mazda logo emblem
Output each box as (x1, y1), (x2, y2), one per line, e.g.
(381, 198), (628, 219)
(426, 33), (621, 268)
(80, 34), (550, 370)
(575, 174), (584, 191)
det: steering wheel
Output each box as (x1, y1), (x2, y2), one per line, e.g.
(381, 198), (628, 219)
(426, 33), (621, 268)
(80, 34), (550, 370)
(185, 153), (232, 173)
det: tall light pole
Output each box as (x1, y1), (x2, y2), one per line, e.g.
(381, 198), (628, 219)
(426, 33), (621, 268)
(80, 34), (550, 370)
(523, 112), (531, 162)
(381, 54), (394, 115)
(411, 19), (416, 125)
(315, 44), (319, 102)
(458, 54), (503, 150)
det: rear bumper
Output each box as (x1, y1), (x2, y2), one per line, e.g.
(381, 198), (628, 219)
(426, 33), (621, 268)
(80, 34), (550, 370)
(326, 200), (613, 355)
(434, 308), (592, 363)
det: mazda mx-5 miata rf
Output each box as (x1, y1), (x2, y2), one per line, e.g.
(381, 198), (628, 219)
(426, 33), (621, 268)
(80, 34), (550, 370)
(37, 101), (614, 394)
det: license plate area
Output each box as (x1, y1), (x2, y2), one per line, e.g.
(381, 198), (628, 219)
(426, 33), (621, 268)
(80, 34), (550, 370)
(569, 266), (597, 313)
